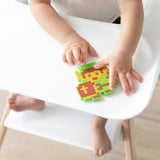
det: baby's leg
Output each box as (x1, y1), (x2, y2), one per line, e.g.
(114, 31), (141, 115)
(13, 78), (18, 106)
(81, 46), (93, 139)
(7, 93), (45, 112)
(91, 115), (112, 157)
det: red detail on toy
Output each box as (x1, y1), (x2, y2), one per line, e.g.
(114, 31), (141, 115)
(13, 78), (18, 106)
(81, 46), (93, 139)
(77, 81), (97, 97)
(105, 90), (112, 93)
(93, 93), (101, 99)
(92, 77), (98, 80)
(81, 67), (103, 78)
(96, 83), (109, 90)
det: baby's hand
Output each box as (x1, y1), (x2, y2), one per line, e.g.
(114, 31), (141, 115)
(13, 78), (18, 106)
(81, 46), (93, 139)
(94, 52), (143, 96)
(62, 33), (98, 65)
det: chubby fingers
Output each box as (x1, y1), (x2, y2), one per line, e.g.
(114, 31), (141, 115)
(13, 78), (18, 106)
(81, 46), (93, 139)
(81, 47), (88, 65)
(126, 72), (135, 93)
(62, 43), (98, 65)
(94, 59), (109, 69)
(131, 69), (143, 83)
(73, 47), (82, 64)
(118, 72), (130, 96)
(81, 45), (98, 65)
(62, 51), (68, 64)
(88, 45), (98, 57)
(109, 66), (116, 91)
(66, 49), (75, 65)
(62, 47), (82, 65)
(118, 70), (143, 96)
(62, 47), (88, 65)
(109, 68), (136, 95)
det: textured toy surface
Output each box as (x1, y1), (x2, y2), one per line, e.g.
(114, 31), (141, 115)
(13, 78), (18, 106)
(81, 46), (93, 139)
(75, 62), (118, 101)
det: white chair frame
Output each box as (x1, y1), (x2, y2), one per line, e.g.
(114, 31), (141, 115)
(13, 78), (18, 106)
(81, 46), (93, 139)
(0, 0), (160, 160)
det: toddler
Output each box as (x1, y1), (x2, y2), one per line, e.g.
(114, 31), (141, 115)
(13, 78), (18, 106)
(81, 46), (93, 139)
(7, 0), (144, 157)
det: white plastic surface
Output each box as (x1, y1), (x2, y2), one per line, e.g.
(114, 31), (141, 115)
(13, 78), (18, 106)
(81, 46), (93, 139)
(4, 102), (122, 152)
(0, 0), (160, 119)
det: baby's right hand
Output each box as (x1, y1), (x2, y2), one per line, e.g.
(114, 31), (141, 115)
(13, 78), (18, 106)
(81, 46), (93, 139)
(62, 33), (98, 65)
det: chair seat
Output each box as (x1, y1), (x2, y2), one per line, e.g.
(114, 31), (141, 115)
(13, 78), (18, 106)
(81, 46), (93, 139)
(4, 102), (122, 152)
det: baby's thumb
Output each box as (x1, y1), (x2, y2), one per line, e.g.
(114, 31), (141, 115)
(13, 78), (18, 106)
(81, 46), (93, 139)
(94, 59), (108, 69)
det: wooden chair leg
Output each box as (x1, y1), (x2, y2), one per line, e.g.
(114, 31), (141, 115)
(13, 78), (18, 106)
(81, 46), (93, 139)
(157, 74), (160, 87)
(122, 119), (136, 160)
(0, 104), (10, 149)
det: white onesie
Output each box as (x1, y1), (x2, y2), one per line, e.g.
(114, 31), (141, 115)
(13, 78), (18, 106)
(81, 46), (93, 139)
(51, 0), (120, 22)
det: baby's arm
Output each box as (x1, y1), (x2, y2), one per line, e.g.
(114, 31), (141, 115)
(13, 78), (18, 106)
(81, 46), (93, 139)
(116, 0), (144, 56)
(94, 0), (144, 96)
(28, 0), (98, 65)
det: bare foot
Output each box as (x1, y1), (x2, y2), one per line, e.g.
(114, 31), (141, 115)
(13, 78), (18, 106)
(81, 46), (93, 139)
(6, 93), (45, 112)
(92, 125), (112, 157)
(91, 115), (112, 157)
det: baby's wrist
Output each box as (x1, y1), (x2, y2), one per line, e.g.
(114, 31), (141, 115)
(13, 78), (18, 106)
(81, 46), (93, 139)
(62, 31), (80, 45)
(113, 48), (133, 58)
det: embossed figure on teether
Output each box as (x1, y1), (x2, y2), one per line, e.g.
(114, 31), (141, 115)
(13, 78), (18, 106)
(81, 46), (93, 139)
(75, 62), (118, 101)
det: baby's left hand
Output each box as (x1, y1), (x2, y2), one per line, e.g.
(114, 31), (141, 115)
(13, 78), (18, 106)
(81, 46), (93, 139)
(94, 51), (143, 96)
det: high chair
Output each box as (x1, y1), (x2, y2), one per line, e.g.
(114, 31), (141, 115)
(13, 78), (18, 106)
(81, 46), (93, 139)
(0, 0), (160, 160)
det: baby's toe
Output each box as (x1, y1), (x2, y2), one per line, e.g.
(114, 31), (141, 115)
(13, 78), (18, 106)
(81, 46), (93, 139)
(99, 149), (105, 156)
(109, 144), (112, 151)
(7, 93), (18, 103)
(9, 93), (19, 98)
(7, 98), (14, 104)
(9, 104), (20, 112)
(94, 148), (100, 157)
(8, 103), (14, 109)
(108, 140), (112, 151)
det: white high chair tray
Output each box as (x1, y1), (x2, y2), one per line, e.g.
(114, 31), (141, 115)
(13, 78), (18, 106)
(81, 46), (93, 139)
(0, 0), (160, 120)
